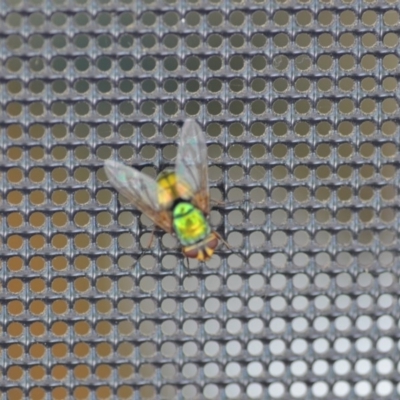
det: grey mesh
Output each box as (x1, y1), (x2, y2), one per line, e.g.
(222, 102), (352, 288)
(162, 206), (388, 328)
(1, 1), (399, 399)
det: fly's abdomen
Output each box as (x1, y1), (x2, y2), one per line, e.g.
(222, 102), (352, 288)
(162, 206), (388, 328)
(157, 171), (193, 208)
(157, 171), (179, 208)
(172, 202), (210, 246)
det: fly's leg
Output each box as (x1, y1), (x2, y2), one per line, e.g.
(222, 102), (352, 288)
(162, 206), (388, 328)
(184, 256), (192, 275)
(211, 198), (241, 207)
(214, 232), (231, 249)
(183, 256), (204, 274)
(211, 198), (226, 206)
(146, 228), (156, 249)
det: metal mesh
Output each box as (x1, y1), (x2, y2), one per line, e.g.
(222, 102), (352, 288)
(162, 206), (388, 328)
(1, 0), (400, 399)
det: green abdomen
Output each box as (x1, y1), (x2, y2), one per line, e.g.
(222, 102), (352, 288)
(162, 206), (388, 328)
(172, 202), (210, 246)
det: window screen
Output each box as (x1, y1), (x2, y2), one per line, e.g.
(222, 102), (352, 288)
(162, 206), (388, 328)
(2, 0), (399, 399)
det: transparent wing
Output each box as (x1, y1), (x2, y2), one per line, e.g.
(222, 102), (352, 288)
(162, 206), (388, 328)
(104, 160), (173, 233)
(175, 119), (210, 214)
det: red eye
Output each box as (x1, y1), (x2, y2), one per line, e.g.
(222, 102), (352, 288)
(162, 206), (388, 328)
(183, 247), (199, 259)
(206, 235), (218, 250)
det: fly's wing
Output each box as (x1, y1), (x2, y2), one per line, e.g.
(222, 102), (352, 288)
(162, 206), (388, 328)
(104, 160), (173, 233)
(175, 119), (210, 214)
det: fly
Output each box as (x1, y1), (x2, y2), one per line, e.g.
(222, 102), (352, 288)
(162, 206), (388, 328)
(104, 119), (227, 262)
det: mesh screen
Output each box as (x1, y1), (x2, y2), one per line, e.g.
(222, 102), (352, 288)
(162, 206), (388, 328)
(1, 0), (400, 399)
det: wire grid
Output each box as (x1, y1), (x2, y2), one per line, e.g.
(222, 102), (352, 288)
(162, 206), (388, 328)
(1, 0), (400, 399)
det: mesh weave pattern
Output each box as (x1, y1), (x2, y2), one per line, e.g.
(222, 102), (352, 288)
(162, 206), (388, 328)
(1, 0), (400, 399)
